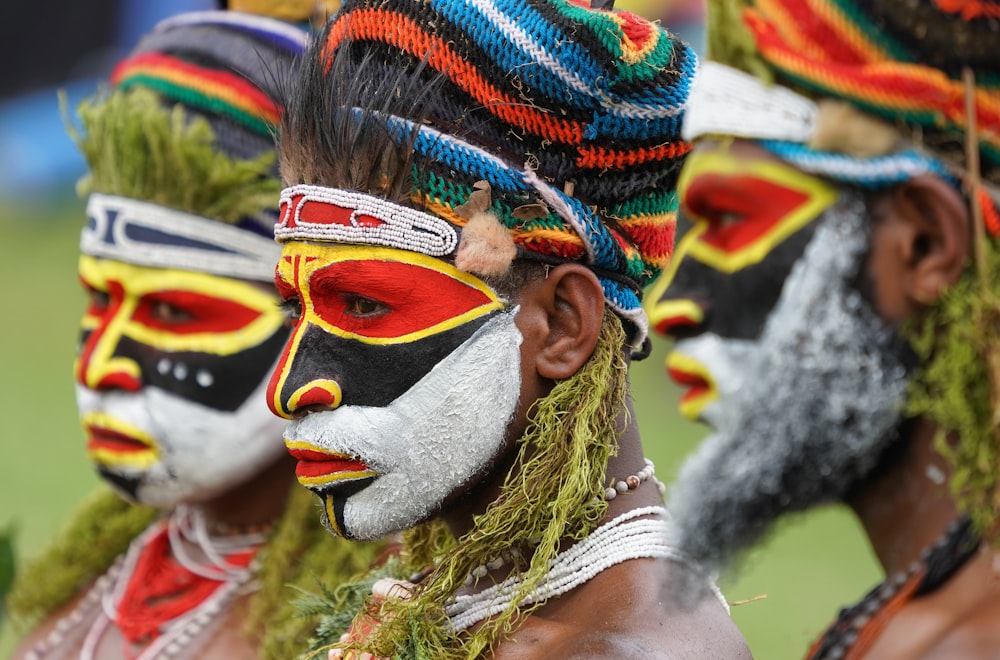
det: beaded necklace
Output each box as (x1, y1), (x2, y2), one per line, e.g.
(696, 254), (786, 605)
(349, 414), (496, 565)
(807, 516), (979, 660)
(25, 506), (269, 660)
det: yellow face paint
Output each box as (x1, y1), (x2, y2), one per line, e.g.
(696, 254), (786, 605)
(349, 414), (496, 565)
(82, 411), (160, 469)
(674, 150), (837, 274)
(78, 256), (284, 359)
(274, 243), (503, 345)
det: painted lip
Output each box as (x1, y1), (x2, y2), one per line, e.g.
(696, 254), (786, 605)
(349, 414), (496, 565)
(285, 441), (378, 488)
(84, 423), (159, 469)
(665, 351), (718, 421)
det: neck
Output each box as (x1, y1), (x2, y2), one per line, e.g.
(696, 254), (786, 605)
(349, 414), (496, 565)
(440, 395), (662, 539)
(846, 417), (961, 576)
(195, 451), (298, 533)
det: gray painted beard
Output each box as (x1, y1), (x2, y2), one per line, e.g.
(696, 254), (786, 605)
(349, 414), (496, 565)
(666, 193), (912, 573)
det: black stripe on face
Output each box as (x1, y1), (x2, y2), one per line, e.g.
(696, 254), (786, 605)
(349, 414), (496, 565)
(662, 215), (823, 341)
(278, 312), (495, 411)
(79, 326), (290, 411)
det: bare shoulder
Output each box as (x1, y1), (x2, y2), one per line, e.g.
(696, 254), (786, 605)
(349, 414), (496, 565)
(9, 589), (95, 658)
(921, 592), (1000, 659)
(494, 558), (751, 659)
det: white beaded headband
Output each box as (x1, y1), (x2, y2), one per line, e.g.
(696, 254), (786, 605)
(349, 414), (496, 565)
(681, 61), (818, 144)
(275, 185), (459, 257)
(82, 194), (281, 282)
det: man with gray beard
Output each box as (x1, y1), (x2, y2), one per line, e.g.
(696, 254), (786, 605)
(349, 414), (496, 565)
(650, 0), (1000, 657)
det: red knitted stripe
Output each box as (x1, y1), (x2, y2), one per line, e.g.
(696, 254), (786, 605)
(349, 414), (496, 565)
(324, 8), (585, 145)
(111, 52), (279, 124)
(754, 0), (872, 67)
(748, 12), (1000, 149)
(934, 0), (1000, 19)
(576, 141), (692, 169)
(625, 217), (676, 262)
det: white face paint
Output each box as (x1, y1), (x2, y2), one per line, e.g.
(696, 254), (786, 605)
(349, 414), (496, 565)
(283, 309), (523, 540)
(77, 376), (288, 508)
(666, 195), (912, 572)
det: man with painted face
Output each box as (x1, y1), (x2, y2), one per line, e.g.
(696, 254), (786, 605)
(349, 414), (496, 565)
(7, 7), (380, 660)
(267, 0), (750, 657)
(651, 0), (1000, 657)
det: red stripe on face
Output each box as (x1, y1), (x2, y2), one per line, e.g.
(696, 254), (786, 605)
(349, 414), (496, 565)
(684, 174), (810, 254)
(129, 290), (262, 334)
(308, 260), (495, 339)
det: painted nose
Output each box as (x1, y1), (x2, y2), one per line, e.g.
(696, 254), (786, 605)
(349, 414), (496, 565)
(266, 342), (344, 419)
(287, 380), (343, 418)
(76, 308), (143, 392)
(649, 295), (709, 340)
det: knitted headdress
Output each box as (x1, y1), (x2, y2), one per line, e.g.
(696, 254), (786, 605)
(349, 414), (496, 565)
(690, 0), (999, 193)
(74, 11), (309, 281)
(689, 1), (1000, 537)
(278, 0), (697, 355)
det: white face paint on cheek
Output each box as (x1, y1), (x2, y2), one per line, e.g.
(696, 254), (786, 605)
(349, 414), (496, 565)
(76, 376), (288, 508)
(284, 309), (524, 540)
(666, 195), (912, 571)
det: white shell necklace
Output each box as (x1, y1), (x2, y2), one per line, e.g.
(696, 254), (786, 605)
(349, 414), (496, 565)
(445, 506), (725, 632)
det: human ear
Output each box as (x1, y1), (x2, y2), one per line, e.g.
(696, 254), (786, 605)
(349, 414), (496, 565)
(868, 174), (970, 319)
(520, 263), (605, 380)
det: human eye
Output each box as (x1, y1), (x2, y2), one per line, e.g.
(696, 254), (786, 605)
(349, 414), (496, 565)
(279, 297), (303, 326)
(343, 294), (389, 319)
(87, 286), (111, 311)
(149, 300), (195, 324)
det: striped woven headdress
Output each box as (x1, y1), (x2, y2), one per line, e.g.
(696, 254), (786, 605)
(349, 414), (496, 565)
(688, 0), (1000, 226)
(75, 11), (308, 281)
(278, 0), (697, 354)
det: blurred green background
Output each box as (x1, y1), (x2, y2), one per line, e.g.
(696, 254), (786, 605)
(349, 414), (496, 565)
(0, 198), (882, 657)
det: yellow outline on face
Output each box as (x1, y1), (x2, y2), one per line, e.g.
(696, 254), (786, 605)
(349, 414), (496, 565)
(648, 299), (704, 335)
(78, 256), (285, 356)
(286, 380), (343, 413)
(277, 243), (503, 345)
(666, 351), (718, 421)
(82, 411), (160, 469)
(676, 150), (838, 273)
(324, 493), (346, 537)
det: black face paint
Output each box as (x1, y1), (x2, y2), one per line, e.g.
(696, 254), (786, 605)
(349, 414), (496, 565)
(274, 312), (494, 411)
(78, 326), (289, 411)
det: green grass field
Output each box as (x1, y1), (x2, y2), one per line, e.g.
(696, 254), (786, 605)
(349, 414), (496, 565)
(0, 199), (881, 658)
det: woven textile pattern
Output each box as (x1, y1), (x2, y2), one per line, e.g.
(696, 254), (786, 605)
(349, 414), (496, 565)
(321, 0), (697, 325)
(109, 12), (308, 237)
(737, 0), (1000, 182)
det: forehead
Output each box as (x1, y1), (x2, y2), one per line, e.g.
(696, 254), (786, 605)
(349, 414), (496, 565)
(79, 256), (276, 305)
(275, 241), (487, 286)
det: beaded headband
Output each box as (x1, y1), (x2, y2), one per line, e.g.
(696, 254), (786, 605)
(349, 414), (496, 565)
(276, 185), (459, 257)
(83, 194), (281, 281)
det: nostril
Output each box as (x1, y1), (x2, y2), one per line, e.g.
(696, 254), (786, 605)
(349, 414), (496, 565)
(287, 380), (343, 417)
(292, 403), (330, 419)
(650, 298), (707, 339)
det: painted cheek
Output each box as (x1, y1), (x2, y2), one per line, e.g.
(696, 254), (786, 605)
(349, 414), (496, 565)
(76, 280), (143, 392)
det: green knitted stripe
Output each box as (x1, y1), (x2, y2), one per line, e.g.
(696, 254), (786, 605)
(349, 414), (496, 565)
(828, 0), (911, 61)
(116, 76), (273, 137)
(612, 189), (679, 218)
